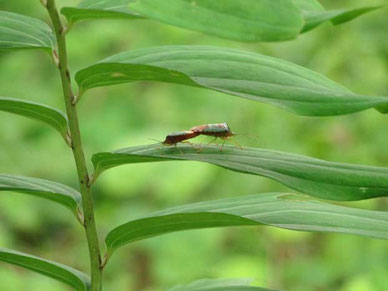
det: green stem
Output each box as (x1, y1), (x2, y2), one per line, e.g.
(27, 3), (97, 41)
(45, 1), (103, 290)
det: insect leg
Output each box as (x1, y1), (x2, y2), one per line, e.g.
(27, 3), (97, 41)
(174, 143), (185, 154)
(220, 139), (226, 152)
(198, 137), (218, 152)
(181, 141), (200, 150)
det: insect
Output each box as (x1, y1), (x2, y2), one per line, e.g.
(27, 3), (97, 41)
(162, 130), (199, 145)
(150, 130), (200, 154)
(152, 123), (243, 153)
(190, 122), (242, 151)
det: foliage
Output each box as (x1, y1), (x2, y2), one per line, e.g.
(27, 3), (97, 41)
(75, 45), (388, 116)
(0, 248), (90, 291)
(0, 0), (386, 290)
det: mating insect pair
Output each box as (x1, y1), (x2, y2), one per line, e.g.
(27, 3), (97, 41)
(160, 123), (241, 152)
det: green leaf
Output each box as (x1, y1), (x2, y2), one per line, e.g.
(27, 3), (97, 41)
(92, 144), (388, 201)
(0, 248), (90, 291)
(61, 1), (377, 39)
(169, 278), (277, 291)
(130, 0), (303, 42)
(0, 11), (55, 53)
(0, 174), (82, 220)
(61, 0), (303, 41)
(170, 278), (252, 290)
(329, 6), (381, 26)
(0, 97), (69, 144)
(76, 46), (388, 116)
(292, 0), (324, 12)
(293, 1), (380, 32)
(61, 0), (143, 25)
(105, 192), (388, 258)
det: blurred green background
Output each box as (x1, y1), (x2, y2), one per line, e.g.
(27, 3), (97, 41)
(0, 0), (387, 290)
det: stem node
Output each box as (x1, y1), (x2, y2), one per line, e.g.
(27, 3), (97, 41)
(100, 254), (108, 269)
(71, 95), (78, 105)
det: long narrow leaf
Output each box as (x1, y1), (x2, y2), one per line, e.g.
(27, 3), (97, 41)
(0, 11), (55, 52)
(170, 278), (277, 291)
(76, 46), (388, 116)
(0, 174), (82, 220)
(0, 97), (69, 143)
(294, 0), (380, 33)
(0, 248), (90, 291)
(61, 0), (302, 41)
(62, 1), (376, 40)
(292, 0), (324, 11)
(130, 0), (303, 42)
(92, 144), (388, 201)
(61, 0), (143, 25)
(171, 278), (252, 290)
(105, 192), (388, 257)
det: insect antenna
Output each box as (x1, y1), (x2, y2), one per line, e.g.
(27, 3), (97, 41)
(147, 138), (163, 144)
(233, 132), (258, 141)
(230, 138), (243, 150)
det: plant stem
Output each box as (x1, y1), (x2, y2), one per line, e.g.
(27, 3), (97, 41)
(45, 1), (103, 290)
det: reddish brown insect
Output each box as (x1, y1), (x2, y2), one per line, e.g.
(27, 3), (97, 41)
(190, 123), (242, 151)
(190, 122), (234, 138)
(150, 130), (199, 154)
(162, 130), (199, 145)
(153, 123), (242, 153)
